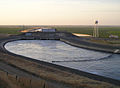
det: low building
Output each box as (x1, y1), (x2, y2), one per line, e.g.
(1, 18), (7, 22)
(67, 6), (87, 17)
(25, 33), (32, 36)
(34, 29), (42, 32)
(109, 35), (119, 38)
(34, 28), (56, 32)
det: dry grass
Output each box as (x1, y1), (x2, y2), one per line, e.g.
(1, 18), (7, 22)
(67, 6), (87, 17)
(0, 34), (10, 39)
(90, 39), (110, 45)
(89, 39), (120, 46)
(0, 52), (120, 88)
(0, 70), (19, 88)
(0, 70), (47, 88)
(0, 78), (8, 88)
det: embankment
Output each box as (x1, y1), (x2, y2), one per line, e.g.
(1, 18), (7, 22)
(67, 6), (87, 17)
(0, 32), (120, 88)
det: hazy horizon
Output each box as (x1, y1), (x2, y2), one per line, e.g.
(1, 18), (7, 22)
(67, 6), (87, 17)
(0, 0), (120, 25)
(0, 24), (120, 26)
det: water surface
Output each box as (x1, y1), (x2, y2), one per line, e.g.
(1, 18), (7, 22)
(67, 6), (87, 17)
(5, 40), (120, 80)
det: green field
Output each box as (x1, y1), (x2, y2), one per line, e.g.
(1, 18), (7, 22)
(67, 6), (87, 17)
(53, 26), (120, 38)
(0, 28), (21, 34)
(0, 25), (120, 38)
(0, 26), (29, 35)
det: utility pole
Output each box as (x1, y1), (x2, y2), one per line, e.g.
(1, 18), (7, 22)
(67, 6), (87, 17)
(93, 20), (99, 37)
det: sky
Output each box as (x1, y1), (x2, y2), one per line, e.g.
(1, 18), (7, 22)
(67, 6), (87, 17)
(0, 0), (120, 25)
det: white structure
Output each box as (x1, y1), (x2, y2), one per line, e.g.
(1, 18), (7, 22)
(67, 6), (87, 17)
(93, 20), (99, 37)
(34, 28), (56, 32)
(34, 29), (42, 32)
(114, 49), (120, 53)
(109, 35), (119, 38)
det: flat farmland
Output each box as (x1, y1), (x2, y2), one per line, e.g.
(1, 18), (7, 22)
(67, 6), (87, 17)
(0, 25), (120, 38)
(0, 25), (29, 34)
(54, 26), (120, 38)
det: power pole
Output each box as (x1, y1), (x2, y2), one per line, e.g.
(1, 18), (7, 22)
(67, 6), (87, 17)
(93, 20), (99, 37)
